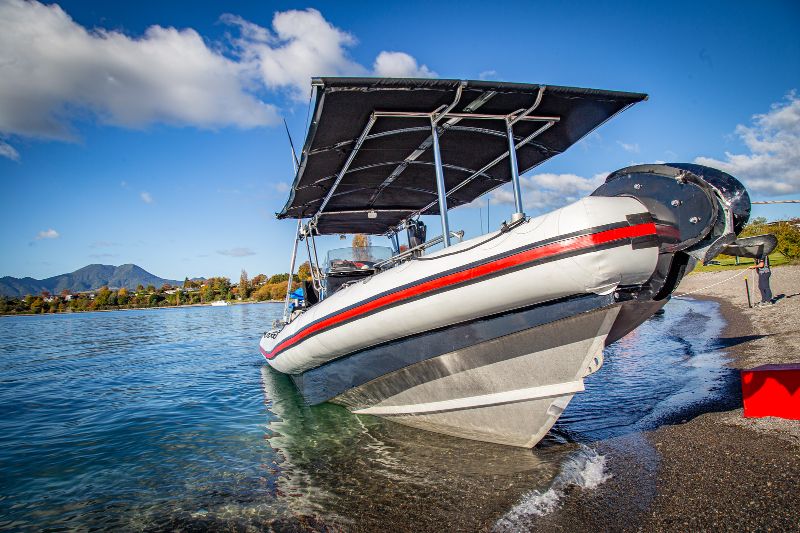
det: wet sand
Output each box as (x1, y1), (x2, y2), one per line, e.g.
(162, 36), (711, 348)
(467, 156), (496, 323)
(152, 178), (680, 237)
(520, 265), (800, 531)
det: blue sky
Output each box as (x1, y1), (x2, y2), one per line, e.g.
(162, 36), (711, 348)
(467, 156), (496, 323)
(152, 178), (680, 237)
(1, 0), (799, 281)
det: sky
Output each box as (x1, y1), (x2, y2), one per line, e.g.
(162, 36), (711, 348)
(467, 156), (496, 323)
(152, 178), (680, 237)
(1, 0), (799, 281)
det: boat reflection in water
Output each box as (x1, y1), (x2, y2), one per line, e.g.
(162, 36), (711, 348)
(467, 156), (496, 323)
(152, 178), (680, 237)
(259, 366), (572, 530)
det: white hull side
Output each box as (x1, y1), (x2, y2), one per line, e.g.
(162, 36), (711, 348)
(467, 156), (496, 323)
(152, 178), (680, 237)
(262, 195), (657, 374)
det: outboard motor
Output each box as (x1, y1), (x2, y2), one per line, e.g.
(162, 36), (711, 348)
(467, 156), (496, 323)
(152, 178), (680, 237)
(592, 163), (751, 301)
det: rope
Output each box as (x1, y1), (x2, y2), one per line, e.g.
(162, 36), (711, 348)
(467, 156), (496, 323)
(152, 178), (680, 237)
(673, 268), (749, 299)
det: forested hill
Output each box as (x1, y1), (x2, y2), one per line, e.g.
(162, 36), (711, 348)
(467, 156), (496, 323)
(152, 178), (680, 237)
(0, 264), (182, 297)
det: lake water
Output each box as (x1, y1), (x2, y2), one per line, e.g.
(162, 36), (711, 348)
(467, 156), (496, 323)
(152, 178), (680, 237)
(0, 298), (733, 531)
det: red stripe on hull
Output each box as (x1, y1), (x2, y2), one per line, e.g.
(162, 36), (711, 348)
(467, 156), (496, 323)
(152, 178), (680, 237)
(264, 222), (657, 360)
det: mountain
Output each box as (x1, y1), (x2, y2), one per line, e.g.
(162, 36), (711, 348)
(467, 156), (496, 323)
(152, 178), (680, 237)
(0, 264), (183, 298)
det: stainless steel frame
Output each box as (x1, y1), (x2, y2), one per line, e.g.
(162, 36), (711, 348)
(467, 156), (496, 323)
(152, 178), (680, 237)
(374, 230), (466, 269)
(282, 219), (302, 322)
(413, 120), (555, 219)
(314, 114), (378, 219)
(310, 83), (558, 247)
(430, 116), (452, 247)
(507, 118), (525, 220)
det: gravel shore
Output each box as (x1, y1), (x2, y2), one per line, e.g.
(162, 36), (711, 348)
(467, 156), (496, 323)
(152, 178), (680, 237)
(522, 265), (800, 531)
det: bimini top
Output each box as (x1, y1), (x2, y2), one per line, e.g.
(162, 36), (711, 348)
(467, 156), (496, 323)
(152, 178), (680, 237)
(279, 77), (647, 234)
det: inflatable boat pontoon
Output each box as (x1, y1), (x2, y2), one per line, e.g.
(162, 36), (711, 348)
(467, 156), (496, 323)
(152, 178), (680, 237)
(259, 78), (752, 448)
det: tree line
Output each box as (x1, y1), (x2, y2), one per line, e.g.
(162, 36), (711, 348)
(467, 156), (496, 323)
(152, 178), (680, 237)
(0, 262), (313, 315)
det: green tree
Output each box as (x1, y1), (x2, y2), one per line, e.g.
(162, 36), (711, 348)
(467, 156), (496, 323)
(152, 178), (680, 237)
(30, 297), (44, 314)
(268, 273), (289, 284)
(252, 284), (272, 301)
(297, 262), (311, 281)
(771, 219), (800, 260)
(118, 287), (129, 305)
(741, 217), (800, 260)
(239, 269), (250, 299)
(95, 286), (111, 307)
(201, 284), (215, 303)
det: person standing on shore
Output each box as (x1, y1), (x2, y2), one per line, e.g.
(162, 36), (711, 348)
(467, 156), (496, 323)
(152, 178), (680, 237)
(749, 255), (773, 306)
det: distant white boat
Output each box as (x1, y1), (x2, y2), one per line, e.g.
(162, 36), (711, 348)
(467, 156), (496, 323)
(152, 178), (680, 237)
(210, 300), (229, 307)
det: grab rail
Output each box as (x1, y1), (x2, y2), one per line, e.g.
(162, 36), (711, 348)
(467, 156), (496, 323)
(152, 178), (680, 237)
(374, 230), (464, 269)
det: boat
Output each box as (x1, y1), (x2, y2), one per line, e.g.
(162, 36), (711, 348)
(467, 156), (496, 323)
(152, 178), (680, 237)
(258, 78), (752, 448)
(211, 300), (229, 307)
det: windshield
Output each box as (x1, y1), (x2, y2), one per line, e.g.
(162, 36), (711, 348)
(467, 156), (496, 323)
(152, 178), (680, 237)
(325, 246), (393, 272)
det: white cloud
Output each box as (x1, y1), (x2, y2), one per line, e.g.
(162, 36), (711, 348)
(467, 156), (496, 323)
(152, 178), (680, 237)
(694, 91), (800, 195)
(479, 70), (497, 81)
(489, 172), (608, 212)
(35, 228), (60, 240)
(617, 141), (640, 153)
(0, 139), (20, 161)
(218, 247), (256, 257)
(224, 9), (366, 100)
(140, 192), (153, 204)
(0, 2), (434, 155)
(373, 51), (436, 78)
(0, 0), (278, 143)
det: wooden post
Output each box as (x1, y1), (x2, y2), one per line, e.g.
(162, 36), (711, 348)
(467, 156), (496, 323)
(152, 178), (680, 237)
(745, 277), (752, 308)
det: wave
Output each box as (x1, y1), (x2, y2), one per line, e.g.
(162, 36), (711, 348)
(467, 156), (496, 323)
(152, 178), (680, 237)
(493, 445), (610, 531)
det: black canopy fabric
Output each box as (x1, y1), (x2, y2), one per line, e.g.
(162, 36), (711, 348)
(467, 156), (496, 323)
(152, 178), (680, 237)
(278, 78), (647, 235)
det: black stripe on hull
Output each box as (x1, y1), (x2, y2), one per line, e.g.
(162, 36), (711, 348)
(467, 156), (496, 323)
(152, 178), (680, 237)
(291, 292), (616, 405)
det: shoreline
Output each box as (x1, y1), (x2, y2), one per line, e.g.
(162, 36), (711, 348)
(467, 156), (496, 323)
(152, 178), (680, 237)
(523, 265), (800, 531)
(0, 299), (282, 317)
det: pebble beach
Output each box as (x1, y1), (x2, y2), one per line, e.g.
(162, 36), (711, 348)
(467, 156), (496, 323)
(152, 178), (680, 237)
(521, 265), (800, 531)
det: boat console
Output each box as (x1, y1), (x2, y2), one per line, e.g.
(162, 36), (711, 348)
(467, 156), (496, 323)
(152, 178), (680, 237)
(324, 246), (392, 294)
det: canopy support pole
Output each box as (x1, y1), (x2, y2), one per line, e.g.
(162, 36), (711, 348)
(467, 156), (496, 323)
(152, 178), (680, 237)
(430, 119), (451, 247)
(413, 120), (556, 218)
(506, 118), (525, 221)
(282, 219), (302, 323)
